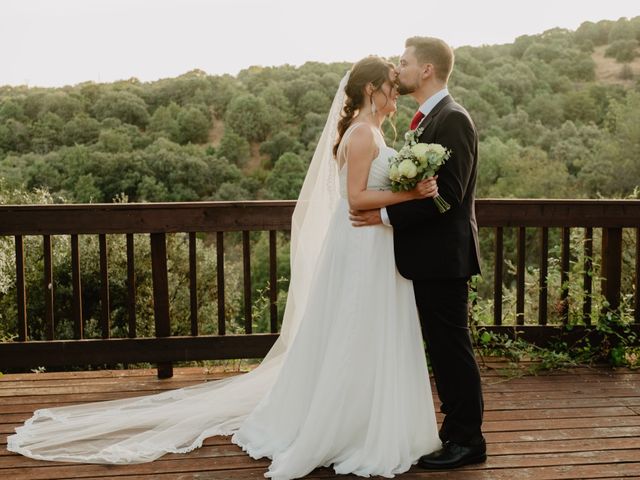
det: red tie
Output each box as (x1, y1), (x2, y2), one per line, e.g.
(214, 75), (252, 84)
(410, 110), (425, 130)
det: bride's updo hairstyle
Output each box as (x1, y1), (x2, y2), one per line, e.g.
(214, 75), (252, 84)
(333, 56), (395, 157)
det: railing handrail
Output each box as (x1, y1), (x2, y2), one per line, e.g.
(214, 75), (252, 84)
(1, 199), (639, 236)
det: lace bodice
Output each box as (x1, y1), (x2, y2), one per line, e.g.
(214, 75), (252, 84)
(337, 124), (396, 198)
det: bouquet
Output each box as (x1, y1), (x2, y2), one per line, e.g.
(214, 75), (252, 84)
(388, 126), (452, 213)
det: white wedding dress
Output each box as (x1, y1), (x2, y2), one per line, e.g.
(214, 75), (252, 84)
(8, 74), (440, 480)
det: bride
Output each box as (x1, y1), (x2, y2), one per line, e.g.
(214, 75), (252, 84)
(8, 56), (442, 479)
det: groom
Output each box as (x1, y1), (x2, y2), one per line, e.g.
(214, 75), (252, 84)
(350, 36), (485, 469)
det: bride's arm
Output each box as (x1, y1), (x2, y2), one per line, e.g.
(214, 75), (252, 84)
(346, 127), (436, 211)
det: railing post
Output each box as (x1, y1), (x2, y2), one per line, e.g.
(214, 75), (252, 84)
(150, 232), (173, 379)
(516, 227), (526, 325)
(126, 233), (137, 338)
(99, 234), (110, 339)
(71, 234), (83, 339)
(217, 232), (226, 335)
(493, 227), (503, 326)
(560, 227), (570, 325)
(242, 231), (252, 334)
(15, 235), (27, 341)
(188, 232), (198, 336)
(269, 230), (278, 333)
(601, 227), (622, 312)
(538, 227), (548, 326)
(43, 235), (54, 340)
(583, 227), (593, 326)
(635, 227), (639, 324)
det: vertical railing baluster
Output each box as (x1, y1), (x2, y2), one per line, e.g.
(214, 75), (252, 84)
(516, 227), (526, 326)
(583, 227), (593, 326)
(243, 231), (252, 334)
(15, 235), (27, 341)
(494, 227), (503, 326)
(216, 232), (226, 336)
(71, 234), (83, 339)
(269, 230), (278, 334)
(99, 234), (110, 339)
(43, 235), (54, 340)
(560, 227), (570, 325)
(126, 233), (136, 338)
(189, 232), (198, 336)
(635, 227), (639, 324)
(601, 227), (623, 313)
(150, 232), (173, 379)
(538, 227), (548, 326)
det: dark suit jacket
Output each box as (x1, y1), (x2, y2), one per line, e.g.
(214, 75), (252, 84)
(386, 95), (481, 280)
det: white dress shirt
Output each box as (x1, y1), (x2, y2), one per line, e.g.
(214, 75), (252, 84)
(380, 87), (450, 226)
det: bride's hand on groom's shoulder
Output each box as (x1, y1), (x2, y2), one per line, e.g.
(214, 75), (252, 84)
(349, 208), (381, 227)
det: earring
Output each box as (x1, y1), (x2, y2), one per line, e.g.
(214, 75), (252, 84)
(370, 96), (377, 114)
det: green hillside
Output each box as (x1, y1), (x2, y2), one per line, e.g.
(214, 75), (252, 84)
(1, 17), (639, 204)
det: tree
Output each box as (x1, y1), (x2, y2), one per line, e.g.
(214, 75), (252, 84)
(608, 18), (636, 43)
(73, 174), (102, 202)
(605, 39), (639, 63)
(452, 87), (497, 134)
(525, 93), (564, 128)
(148, 102), (181, 141)
(62, 114), (101, 146)
(259, 83), (292, 113)
(41, 92), (85, 121)
(299, 112), (325, 146)
(575, 20), (611, 46)
(563, 91), (599, 125)
(224, 94), (272, 142)
(477, 82), (513, 116)
(581, 91), (640, 195)
(97, 127), (134, 153)
(218, 129), (250, 166)
(30, 112), (64, 154)
(265, 152), (307, 199)
(214, 182), (251, 200)
(547, 121), (603, 176)
(492, 108), (548, 146)
(209, 75), (241, 118)
(478, 137), (575, 198)
(296, 90), (331, 116)
(259, 131), (303, 165)
(0, 119), (30, 153)
(0, 99), (27, 122)
(92, 90), (150, 127)
(176, 105), (211, 144)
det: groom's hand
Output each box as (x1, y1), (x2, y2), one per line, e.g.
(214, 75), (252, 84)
(350, 209), (382, 227)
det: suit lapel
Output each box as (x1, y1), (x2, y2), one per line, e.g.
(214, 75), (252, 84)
(416, 95), (453, 133)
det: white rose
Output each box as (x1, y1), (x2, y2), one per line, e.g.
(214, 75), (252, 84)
(389, 164), (400, 181)
(426, 144), (446, 157)
(398, 159), (418, 179)
(411, 143), (430, 165)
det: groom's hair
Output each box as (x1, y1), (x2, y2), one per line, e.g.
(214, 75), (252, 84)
(405, 36), (454, 83)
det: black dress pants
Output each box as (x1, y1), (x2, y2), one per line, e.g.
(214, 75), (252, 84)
(413, 277), (484, 445)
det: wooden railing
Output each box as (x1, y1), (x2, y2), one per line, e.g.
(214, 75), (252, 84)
(0, 199), (639, 377)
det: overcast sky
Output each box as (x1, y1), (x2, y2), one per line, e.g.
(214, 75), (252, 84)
(1, 0), (638, 87)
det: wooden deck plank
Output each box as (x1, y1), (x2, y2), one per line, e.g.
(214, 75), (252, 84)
(3, 405), (636, 427)
(1, 366), (638, 480)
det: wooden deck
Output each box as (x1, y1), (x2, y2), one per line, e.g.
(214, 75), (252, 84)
(1, 364), (640, 479)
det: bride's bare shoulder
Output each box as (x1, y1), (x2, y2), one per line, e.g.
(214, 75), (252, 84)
(343, 123), (375, 150)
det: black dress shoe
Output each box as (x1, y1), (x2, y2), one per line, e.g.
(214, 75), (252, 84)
(418, 440), (487, 470)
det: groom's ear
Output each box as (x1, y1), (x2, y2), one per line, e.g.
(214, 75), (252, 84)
(421, 63), (434, 80)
